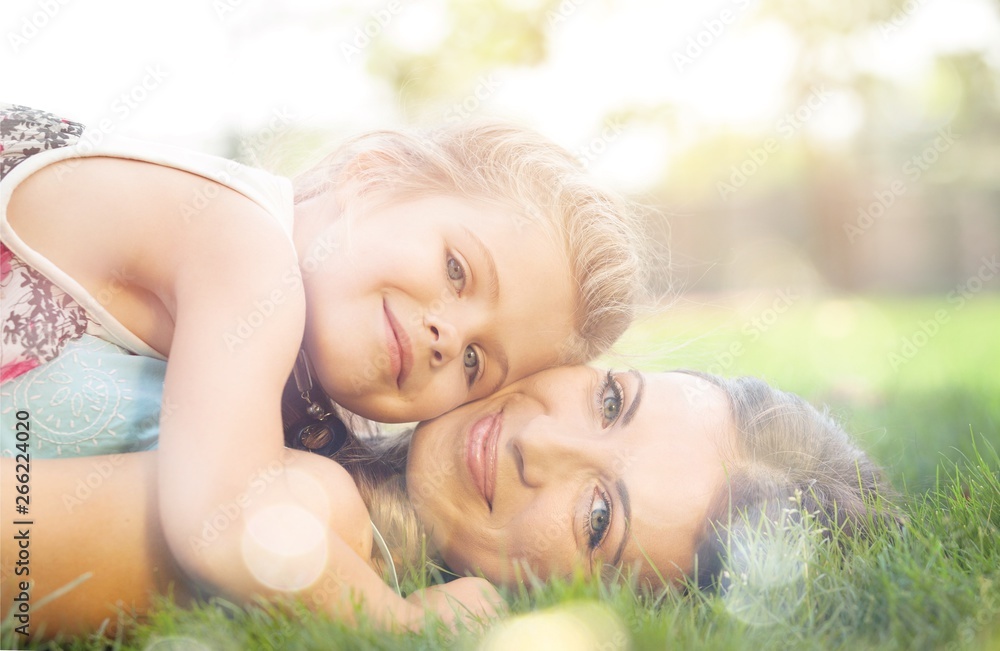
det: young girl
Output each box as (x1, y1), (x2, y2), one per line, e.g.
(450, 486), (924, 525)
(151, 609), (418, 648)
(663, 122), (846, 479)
(1, 103), (647, 449)
(0, 104), (647, 625)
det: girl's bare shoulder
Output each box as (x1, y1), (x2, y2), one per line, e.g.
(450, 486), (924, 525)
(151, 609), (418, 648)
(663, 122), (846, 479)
(6, 156), (299, 352)
(8, 155), (289, 262)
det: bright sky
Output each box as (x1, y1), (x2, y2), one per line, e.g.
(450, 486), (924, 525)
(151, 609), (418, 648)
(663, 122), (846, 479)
(4, 0), (998, 191)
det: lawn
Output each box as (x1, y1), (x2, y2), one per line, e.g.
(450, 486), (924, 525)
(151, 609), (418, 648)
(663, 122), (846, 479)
(4, 294), (999, 651)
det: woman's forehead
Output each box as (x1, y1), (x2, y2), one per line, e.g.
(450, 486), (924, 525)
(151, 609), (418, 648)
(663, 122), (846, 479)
(611, 371), (734, 581)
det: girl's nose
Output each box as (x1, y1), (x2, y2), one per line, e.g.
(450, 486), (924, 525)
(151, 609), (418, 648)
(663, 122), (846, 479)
(425, 313), (461, 367)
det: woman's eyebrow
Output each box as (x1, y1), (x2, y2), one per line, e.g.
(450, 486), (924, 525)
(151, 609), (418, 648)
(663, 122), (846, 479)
(609, 372), (640, 567)
(621, 369), (644, 426)
(611, 478), (632, 567)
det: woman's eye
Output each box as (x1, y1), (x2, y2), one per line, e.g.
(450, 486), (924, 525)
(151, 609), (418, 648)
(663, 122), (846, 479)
(599, 372), (624, 427)
(446, 255), (466, 292)
(463, 345), (480, 385)
(588, 488), (612, 550)
(602, 394), (620, 422)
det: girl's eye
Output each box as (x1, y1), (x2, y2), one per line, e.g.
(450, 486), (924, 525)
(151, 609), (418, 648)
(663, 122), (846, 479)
(463, 345), (481, 386)
(446, 255), (466, 292)
(598, 371), (624, 427)
(587, 487), (612, 550)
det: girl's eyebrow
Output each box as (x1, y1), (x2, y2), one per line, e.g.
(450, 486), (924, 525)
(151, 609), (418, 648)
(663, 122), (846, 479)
(461, 226), (501, 303)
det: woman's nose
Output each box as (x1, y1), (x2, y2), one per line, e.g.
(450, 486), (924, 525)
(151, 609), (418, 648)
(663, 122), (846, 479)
(510, 418), (601, 487)
(425, 313), (461, 366)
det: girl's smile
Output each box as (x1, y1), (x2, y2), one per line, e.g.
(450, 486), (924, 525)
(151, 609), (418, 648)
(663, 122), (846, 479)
(383, 298), (412, 388)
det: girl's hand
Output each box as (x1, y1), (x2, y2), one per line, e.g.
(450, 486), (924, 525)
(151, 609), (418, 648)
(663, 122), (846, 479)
(407, 576), (507, 631)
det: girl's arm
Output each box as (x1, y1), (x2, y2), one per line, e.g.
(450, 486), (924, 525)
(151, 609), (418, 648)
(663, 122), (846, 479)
(145, 166), (437, 629)
(4, 158), (427, 630)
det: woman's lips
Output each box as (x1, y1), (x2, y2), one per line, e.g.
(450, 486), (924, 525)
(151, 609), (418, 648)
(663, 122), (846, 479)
(383, 300), (412, 388)
(466, 410), (502, 511)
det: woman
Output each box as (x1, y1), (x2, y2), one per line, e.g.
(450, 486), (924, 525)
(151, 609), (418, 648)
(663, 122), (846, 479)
(0, 366), (898, 638)
(405, 366), (899, 589)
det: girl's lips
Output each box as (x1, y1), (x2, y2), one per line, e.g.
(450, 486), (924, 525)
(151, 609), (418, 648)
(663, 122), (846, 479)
(383, 300), (412, 388)
(466, 409), (502, 510)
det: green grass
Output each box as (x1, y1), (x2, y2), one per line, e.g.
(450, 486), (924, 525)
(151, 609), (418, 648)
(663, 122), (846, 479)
(4, 294), (999, 650)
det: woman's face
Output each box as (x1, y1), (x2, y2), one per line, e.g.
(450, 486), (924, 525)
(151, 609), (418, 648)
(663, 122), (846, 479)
(407, 366), (735, 586)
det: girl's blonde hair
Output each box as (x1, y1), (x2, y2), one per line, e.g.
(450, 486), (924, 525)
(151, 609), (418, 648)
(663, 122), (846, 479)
(293, 120), (651, 362)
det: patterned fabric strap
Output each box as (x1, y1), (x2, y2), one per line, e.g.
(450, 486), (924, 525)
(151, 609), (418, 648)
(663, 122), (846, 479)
(1, 104), (90, 384)
(1, 103), (85, 180)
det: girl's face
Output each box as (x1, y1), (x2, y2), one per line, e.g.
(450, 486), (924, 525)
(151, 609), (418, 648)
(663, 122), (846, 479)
(299, 193), (575, 423)
(407, 366), (735, 586)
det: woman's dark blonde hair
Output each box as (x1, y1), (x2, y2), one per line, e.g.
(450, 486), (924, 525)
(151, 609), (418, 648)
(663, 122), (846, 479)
(686, 372), (903, 591)
(330, 429), (420, 580)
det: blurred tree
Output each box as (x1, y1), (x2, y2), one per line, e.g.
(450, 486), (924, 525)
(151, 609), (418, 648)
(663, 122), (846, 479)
(340, 0), (999, 292)
(367, 0), (550, 120)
